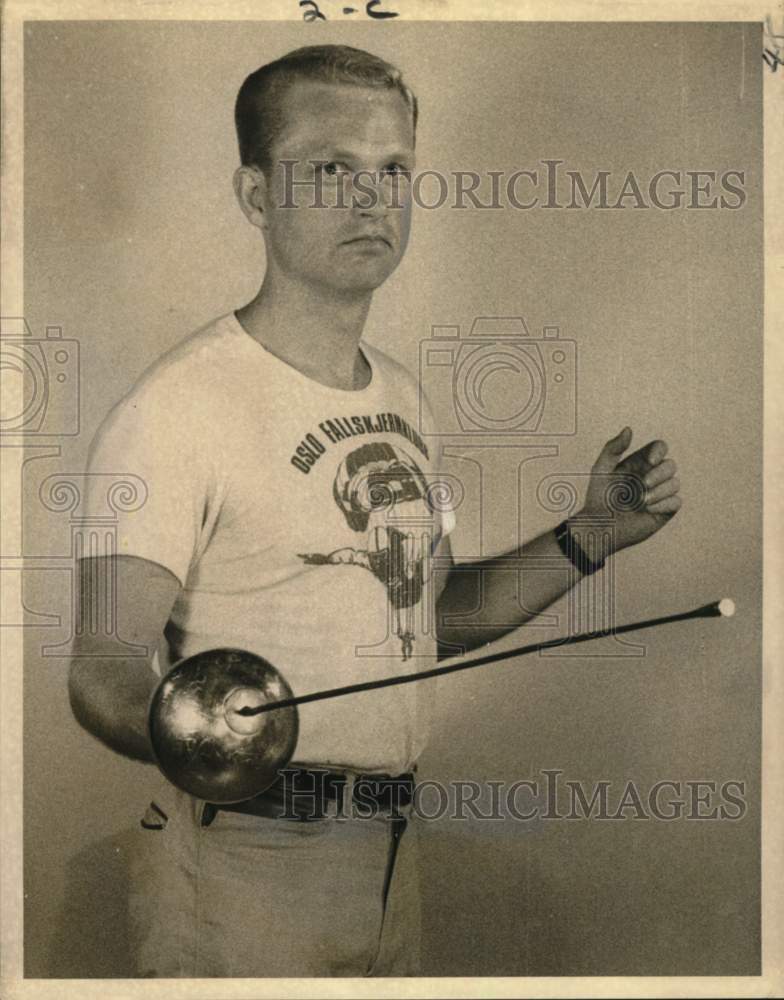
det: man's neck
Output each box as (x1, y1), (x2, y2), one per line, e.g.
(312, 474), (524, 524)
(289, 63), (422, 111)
(236, 272), (373, 392)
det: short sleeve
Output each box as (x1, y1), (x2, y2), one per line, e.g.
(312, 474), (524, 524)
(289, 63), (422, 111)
(84, 381), (213, 587)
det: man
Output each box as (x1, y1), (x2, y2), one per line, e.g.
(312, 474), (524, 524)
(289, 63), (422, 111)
(68, 44), (681, 978)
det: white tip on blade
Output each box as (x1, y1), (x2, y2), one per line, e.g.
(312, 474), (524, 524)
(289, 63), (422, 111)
(718, 598), (736, 618)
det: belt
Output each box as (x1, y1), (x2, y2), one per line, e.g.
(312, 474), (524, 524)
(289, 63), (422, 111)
(203, 767), (416, 825)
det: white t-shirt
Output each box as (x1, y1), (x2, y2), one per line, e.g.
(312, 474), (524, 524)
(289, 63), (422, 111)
(85, 312), (455, 774)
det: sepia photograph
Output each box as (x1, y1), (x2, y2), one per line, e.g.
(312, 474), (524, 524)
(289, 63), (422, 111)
(1, 3), (781, 997)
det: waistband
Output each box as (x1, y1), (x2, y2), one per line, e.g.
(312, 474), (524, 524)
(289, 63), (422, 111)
(204, 767), (416, 825)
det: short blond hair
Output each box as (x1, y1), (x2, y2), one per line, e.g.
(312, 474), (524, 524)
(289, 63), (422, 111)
(235, 44), (418, 174)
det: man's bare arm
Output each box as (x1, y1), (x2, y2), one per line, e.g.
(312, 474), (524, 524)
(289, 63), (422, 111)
(434, 528), (588, 657)
(435, 428), (682, 658)
(68, 555), (181, 762)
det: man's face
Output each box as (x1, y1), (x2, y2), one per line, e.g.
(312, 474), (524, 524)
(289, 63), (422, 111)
(260, 80), (415, 296)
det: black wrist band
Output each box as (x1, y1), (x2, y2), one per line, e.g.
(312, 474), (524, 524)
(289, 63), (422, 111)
(554, 519), (606, 576)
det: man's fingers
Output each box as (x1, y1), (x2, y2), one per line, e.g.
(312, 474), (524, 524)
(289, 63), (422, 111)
(645, 476), (680, 505)
(643, 459), (677, 489)
(646, 439), (668, 466)
(610, 426), (633, 454)
(646, 494), (682, 515)
(617, 439), (671, 477)
(594, 426), (633, 470)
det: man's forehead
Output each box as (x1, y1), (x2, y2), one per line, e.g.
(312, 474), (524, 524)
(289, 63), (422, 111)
(275, 79), (415, 159)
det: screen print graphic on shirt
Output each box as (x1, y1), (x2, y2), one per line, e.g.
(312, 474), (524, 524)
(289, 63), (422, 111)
(289, 410), (430, 475)
(291, 412), (443, 662)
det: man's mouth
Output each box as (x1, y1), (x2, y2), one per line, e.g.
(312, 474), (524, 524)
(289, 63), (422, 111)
(342, 234), (393, 248)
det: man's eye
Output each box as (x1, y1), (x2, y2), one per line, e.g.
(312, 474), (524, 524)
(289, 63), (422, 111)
(322, 162), (349, 177)
(381, 163), (410, 178)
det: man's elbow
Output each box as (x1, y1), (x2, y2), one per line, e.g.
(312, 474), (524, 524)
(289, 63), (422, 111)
(67, 654), (120, 743)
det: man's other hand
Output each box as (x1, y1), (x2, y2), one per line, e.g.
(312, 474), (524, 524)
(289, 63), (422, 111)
(580, 427), (682, 553)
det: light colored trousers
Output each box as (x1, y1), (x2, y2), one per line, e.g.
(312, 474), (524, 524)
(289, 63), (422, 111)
(128, 784), (422, 978)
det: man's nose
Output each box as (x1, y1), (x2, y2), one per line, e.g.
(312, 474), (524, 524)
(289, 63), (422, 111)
(351, 170), (389, 218)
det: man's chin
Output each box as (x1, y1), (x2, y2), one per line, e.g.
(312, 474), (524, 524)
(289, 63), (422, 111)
(322, 264), (400, 297)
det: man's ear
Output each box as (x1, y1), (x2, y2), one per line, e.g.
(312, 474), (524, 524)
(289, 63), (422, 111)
(233, 165), (269, 231)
